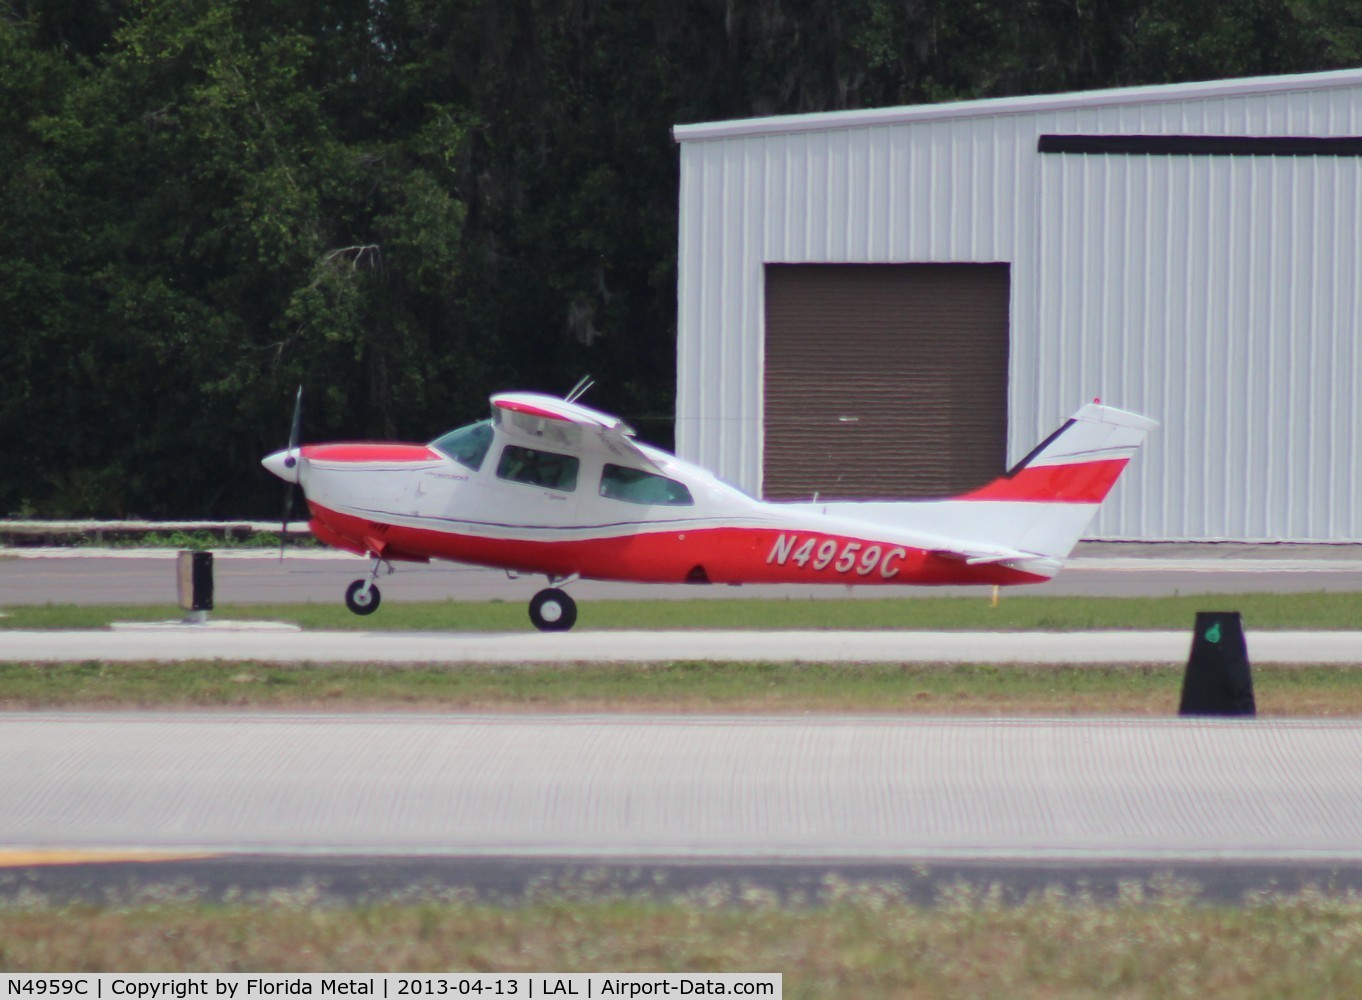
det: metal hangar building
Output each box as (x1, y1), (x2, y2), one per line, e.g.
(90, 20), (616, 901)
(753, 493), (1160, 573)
(671, 69), (1362, 541)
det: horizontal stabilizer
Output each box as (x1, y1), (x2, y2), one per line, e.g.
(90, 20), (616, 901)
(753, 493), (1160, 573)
(928, 547), (1024, 565)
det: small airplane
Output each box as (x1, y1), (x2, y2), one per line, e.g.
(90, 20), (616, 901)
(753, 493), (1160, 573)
(262, 384), (1155, 630)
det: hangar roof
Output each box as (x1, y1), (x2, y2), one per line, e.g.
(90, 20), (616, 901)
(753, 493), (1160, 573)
(673, 67), (1362, 142)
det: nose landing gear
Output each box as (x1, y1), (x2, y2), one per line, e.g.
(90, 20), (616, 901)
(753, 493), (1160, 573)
(345, 579), (381, 615)
(344, 554), (391, 616)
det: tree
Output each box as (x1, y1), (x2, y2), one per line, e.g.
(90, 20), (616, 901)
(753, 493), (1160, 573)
(2, 0), (1359, 516)
(1, 0), (482, 515)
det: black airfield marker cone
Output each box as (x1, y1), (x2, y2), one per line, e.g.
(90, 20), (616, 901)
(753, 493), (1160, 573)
(1179, 611), (1255, 717)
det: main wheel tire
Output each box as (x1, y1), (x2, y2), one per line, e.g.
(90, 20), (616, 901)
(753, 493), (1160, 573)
(529, 588), (577, 632)
(344, 579), (381, 615)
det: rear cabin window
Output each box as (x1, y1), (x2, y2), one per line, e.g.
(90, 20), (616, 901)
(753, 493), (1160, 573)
(430, 420), (493, 470)
(496, 445), (580, 492)
(599, 464), (693, 506)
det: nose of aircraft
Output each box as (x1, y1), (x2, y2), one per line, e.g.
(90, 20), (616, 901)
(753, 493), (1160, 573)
(261, 449), (301, 484)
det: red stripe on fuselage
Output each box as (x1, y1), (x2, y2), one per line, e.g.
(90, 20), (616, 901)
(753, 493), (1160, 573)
(306, 503), (1048, 587)
(301, 443), (441, 463)
(961, 458), (1129, 503)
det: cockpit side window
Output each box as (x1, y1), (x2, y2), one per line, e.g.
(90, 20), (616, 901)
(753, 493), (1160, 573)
(497, 445), (580, 492)
(599, 464), (694, 506)
(430, 421), (494, 471)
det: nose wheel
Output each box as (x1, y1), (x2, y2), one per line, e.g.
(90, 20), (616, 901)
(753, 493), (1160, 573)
(345, 579), (381, 615)
(529, 588), (577, 631)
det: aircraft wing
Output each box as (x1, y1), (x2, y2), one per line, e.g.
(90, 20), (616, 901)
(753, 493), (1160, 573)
(490, 392), (666, 471)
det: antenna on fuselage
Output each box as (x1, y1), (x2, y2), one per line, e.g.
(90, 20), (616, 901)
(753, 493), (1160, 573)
(565, 375), (595, 404)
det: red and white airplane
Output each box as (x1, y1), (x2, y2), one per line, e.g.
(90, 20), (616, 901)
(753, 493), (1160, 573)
(262, 389), (1154, 630)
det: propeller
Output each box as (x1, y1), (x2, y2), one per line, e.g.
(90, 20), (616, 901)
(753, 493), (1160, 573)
(278, 386), (303, 561)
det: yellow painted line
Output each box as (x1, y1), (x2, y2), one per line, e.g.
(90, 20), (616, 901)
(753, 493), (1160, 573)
(0, 849), (221, 867)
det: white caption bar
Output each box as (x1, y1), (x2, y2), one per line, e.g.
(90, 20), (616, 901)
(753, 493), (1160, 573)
(1, 976), (780, 1000)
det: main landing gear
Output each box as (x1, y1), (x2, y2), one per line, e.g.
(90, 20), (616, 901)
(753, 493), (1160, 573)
(344, 555), (391, 616)
(529, 587), (577, 632)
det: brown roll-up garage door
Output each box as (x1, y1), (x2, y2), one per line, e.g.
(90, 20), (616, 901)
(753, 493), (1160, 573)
(763, 263), (1009, 500)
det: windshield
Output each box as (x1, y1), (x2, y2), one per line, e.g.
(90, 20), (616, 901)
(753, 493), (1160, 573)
(429, 420), (494, 470)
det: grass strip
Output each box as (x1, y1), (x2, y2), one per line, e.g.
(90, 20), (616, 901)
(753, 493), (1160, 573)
(3, 889), (1362, 996)
(3, 591), (1362, 631)
(2, 660), (1361, 714)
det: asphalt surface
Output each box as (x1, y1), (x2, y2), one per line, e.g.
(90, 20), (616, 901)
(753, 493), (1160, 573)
(12, 711), (1362, 858)
(4, 627), (1361, 663)
(3, 545), (1362, 606)
(4, 546), (1361, 905)
(4, 712), (1362, 903)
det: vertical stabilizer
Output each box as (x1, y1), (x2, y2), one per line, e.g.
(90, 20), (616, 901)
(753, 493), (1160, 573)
(814, 402), (1156, 569)
(956, 402), (1158, 560)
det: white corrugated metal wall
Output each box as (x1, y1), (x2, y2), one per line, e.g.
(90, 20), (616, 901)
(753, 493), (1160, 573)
(675, 71), (1362, 540)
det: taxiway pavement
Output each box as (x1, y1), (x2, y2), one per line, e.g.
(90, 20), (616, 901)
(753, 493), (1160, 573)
(4, 712), (1361, 862)
(3, 627), (1360, 663)
(3, 546), (1362, 605)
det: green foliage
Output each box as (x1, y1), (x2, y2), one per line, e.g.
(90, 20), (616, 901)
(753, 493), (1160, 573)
(3, 0), (1360, 515)
(10, 890), (1362, 992)
(0, 1), (484, 515)
(3, 658), (1362, 716)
